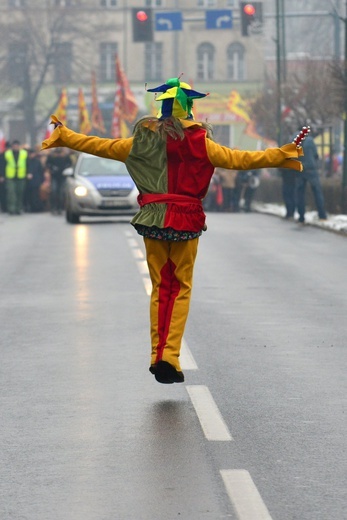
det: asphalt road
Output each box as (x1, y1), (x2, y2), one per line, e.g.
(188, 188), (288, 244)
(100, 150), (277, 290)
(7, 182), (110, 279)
(0, 211), (346, 520)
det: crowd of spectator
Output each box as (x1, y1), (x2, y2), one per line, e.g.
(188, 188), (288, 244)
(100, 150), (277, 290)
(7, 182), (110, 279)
(0, 140), (74, 215)
(203, 167), (260, 213)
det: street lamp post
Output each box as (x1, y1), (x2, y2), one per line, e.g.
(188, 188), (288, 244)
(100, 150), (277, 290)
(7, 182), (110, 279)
(342, 0), (347, 213)
(275, 0), (283, 146)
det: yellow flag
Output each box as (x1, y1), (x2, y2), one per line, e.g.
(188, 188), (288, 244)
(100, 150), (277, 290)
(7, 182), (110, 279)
(227, 90), (250, 123)
(78, 88), (92, 135)
(55, 88), (68, 125)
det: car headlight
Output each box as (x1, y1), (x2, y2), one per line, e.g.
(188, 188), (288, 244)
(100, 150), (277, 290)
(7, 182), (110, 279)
(74, 185), (88, 197)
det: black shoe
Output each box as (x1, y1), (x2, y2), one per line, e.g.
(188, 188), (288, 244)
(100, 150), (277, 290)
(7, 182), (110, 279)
(149, 361), (184, 384)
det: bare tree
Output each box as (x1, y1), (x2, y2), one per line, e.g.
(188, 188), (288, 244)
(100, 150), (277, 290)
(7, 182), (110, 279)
(329, 59), (347, 110)
(0, 3), (96, 146)
(250, 60), (342, 143)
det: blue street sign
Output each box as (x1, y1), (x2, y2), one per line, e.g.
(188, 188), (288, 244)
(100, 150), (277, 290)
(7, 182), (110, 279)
(206, 10), (233, 30)
(155, 12), (183, 31)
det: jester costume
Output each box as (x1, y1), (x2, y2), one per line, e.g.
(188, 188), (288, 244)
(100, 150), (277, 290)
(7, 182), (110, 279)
(42, 78), (303, 384)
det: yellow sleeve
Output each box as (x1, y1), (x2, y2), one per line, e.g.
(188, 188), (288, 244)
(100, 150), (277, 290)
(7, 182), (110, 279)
(206, 139), (304, 172)
(41, 115), (133, 162)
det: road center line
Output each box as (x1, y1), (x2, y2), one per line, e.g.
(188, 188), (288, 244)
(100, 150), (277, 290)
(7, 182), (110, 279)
(186, 385), (233, 441)
(220, 469), (273, 520)
(180, 338), (198, 370)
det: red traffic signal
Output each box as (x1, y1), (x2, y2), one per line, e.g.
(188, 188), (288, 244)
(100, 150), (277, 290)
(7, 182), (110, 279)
(243, 4), (256, 16)
(132, 8), (153, 42)
(136, 10), (148, 22)
(240, 2), (263, 36)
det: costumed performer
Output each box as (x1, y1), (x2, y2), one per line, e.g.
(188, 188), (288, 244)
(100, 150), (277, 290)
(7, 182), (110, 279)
(42, 77), (304, 385)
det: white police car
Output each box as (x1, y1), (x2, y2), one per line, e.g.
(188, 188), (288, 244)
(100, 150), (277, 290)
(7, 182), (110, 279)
(64, 153), (138, 223)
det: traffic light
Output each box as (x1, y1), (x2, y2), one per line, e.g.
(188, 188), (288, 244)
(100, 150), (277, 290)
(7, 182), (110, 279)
(132, 8), (153, 42)
(240, 2), (263, 36)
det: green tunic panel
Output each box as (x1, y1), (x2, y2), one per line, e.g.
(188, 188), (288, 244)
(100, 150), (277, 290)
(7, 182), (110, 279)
(131, 203), (166, 228)
(126, 128), (168, 228)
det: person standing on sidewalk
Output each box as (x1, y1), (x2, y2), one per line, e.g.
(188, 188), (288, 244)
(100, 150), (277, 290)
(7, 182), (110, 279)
(280, 167), (297, 220)
(296, 133), (327, 223)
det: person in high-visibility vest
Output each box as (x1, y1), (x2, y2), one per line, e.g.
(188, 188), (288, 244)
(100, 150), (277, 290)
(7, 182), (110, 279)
(42, 78), (304, 384)
(4, 140), (31, 214)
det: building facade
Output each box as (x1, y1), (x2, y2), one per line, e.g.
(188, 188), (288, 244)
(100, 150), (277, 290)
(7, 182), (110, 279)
(0, 0), (341, 143)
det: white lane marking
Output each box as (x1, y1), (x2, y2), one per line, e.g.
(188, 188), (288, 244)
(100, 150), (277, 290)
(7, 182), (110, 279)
(186, 385), (232, 441)
(127, 238), (139, 248)
(137, 260), (149, 275)
(220, 470), (273, 520)
(142, 277), (152, 296)
(180, 338), (198, 370)
(132, 248), (144, 259)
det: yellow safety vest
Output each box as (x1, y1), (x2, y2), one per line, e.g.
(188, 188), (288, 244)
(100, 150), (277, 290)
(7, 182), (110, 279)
(4, 149), (28, 179)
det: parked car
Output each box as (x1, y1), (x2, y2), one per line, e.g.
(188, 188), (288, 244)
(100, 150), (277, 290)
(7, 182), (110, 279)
(64, 153), (138, 223)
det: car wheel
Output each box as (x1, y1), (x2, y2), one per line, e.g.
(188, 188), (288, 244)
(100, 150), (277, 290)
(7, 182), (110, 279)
(66, 209), (80, 224)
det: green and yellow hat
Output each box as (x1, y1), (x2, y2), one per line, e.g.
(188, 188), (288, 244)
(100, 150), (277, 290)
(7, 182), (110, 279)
(147, 77), (208, 120)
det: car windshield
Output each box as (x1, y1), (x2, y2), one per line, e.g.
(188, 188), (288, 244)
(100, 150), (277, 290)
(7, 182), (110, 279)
(77, 156), (129, 177)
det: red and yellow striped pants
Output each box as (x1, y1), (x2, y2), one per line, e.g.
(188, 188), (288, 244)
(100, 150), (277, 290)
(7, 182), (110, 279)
(144, 237), (199, 372)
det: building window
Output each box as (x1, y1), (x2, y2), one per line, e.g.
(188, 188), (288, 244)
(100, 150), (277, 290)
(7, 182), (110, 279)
(145, 42), (162, 81)
(227, 42), (245, 81)
(197, 43), (215, 80)
(226, 0), (236, 6)
(8, 0), (26, 7)
(100, 0), (117, 6)
(145, 0), (163, 6)
(197, 0), (216, 7)
(100, 42), (118, 82)
(54, 42), (72, 83)
(53, 0), (75, 6)
(8, 42), (27, 85)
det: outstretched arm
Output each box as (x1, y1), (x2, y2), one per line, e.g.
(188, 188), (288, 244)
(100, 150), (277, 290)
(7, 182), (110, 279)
(206, 140), (304, 172)
(41, 115), (133, 163)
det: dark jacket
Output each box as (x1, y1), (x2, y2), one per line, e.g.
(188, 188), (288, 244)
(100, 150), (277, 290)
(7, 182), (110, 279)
(300, 136), (319, 172)
(46, 152), (72, 180)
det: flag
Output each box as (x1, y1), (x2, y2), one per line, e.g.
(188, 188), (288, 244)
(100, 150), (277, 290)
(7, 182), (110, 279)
(78, 88), (92, 135)
(55, 87), (68, 125)
(0, 129), (6, 153)
(91, 71), (106, 134)
(227, 90), (250, 123)
(43, 118), (54, 141)
(115, 55), (138, 123)
(111, 84), (122, 138)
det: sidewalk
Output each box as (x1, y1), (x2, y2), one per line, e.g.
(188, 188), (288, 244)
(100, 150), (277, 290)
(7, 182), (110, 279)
(254, 203), (347, 235)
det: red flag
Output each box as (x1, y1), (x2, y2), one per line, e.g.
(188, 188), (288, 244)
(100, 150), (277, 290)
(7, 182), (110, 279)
(91, 71), (106, 134)
(43, 118), (54, 141)
(115, 55), (138, 122)
(78, 88), (92, 134)
(111, 84), (122, 138)
(0, 129), (6, 153)
(216, 183), (224, 207)
(55, 87), (68, 125)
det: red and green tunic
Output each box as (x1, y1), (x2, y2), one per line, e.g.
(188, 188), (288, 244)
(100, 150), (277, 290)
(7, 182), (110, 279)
(42, 116), (303, 238)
